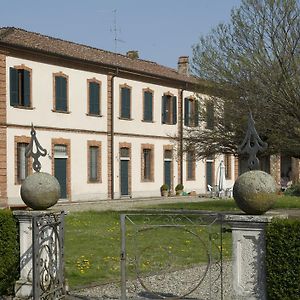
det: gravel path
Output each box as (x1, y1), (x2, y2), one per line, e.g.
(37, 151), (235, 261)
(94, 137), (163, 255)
(67, 262), (232, 300)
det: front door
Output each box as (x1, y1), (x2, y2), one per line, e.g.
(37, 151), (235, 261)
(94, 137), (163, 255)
(164, 161), (171, 190)
(54, 158), (67, 199)
(120, 160), (129, 196)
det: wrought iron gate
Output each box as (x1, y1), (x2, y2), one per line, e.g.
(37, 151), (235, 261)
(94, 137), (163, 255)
(120, 211), (231, 300)
(32, 211), (65, 299)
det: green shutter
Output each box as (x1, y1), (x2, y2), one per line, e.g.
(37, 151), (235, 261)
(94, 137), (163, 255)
(23, 70), (30, 107)
(206, 102), (214, 129)
(144, 91), (152, 121)
(89, 82), (100, 115)
(121, 87), (130, 118)
(194, 100), (199, 126)
(172, 96), (177, 125)
(10, 67), (19, 106)
(184, 98), (189, 126)
(162, 95), (167, 124)
(56, 76), (67, 111)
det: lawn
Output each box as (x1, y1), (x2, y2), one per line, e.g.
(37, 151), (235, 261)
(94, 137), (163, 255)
(65, 195), (300, 289)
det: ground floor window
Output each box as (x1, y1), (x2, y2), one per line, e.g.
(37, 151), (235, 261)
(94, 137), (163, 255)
(187, 150), (195, 180)
(17, 142), (29, 184)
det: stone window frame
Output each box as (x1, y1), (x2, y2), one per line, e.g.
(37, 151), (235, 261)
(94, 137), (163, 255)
(162, 91), (176, 125)
(119, 83), (133, 120)
(141, 144), (155, 182)
(186, 149), (196, 181)
(52, 72), (70, 114)
(224, 154), (232, 180)
(163, 145), (174, 191)
(14, 136), (32, 185)
(51, 138), (71, 200)
(87, 78), (102, 117)
(87, 140), (102, 183)
(10, 64), (33, 109)
(142, 88), (154, 122)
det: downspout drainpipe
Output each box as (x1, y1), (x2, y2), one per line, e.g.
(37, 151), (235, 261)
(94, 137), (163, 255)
(110, 68), (119, 199)
(179, 87), (185, 186)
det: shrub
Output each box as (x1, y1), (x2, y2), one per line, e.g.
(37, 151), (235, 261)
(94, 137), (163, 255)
(160, 184), (169, 191)
(266, 219), (300, 300)
(284, 183), (300, 197)
(175, 184), (184, 191)
(0, 210), (19, 296)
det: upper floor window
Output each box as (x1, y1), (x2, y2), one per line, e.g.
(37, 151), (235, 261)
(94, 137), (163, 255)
(184, 98), (199, 127)
(88, 79), (101, 116)
(120, 85), (131, 119)
(162, 94), (177, 125)
(10, 66), (31, 107)
(53, 73), (68, 112)
(206, 101), (214, 129)
(143, 89), (153, 122)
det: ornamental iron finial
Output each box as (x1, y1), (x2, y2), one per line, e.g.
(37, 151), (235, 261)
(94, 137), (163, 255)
(25, 124), (47, 172)
(238, 112), (268, 170)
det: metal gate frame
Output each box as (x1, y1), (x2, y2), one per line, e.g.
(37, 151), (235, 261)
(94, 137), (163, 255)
(32, 211), (65, 299)
(120, 211), (228, 300)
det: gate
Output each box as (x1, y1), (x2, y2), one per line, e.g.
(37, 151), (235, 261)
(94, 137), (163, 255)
(120, 211), (231, 300)
(32, 211), (65, 299)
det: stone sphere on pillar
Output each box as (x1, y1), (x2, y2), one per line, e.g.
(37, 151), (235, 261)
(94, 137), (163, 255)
(20, 172), (60, 210)
(233, 170), (278, 215)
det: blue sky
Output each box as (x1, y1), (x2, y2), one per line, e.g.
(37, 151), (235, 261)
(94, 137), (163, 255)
(0, 0), (241, 68)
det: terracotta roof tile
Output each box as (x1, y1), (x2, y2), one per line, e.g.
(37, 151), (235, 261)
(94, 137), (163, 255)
(0, 27), (199, 85)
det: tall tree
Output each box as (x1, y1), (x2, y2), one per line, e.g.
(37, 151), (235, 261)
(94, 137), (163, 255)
(186, 0), (300, 159)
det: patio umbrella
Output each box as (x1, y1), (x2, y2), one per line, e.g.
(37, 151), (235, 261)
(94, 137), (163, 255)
(217, 160), (226, 197)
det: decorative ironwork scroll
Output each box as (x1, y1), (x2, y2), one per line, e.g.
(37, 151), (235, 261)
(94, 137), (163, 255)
(25, 124), (47, 172)
(238, 112), (268, 170)
(32, 211), (65, 299)
(121, 211), (229, 300)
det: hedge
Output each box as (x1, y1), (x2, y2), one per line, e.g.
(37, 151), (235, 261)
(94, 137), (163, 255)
(266, 219), (300, 300)
(0, 210), (19, 296)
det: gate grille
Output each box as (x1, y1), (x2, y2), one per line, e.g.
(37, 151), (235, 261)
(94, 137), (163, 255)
(121, 211), (231, 300)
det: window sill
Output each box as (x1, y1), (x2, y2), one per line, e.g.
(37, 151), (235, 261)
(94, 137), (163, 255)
(52, 109), (71, 114)
(186, 178), (196, 181)
(141, 120), (155, 123)
(11, 105), (35, 110)
(118, 117), (133, 121)
(162, 123), (176, 125)
(87, 180), (102, 184)
(141, 179), (154, 182)
(86, 113), (103, 118)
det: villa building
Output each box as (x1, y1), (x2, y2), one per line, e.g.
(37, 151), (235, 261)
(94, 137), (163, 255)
(0, 27), (297, 207)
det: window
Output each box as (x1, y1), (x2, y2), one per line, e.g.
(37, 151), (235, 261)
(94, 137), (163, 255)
(184, 98), (199, 127)
(88, 79), (101, 115)
(143, 89), (153, 122)
(17, 143), (29, 184)
(162, 94), (177, 125)
(224, 154), (232, 179)
(54, 73), (68, 112)
(87, 142), (101, 183)
(120, 85), (131, 119)
(206, 101), (214, 129)
(187, 150), (195, 180)
(10, 67), (31, 107)
(141, 145), (154, 181)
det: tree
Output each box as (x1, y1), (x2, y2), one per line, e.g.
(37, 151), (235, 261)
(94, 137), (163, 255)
(186, 0), (300, 159)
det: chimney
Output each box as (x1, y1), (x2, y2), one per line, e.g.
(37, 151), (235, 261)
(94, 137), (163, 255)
(126, 50), (139, 59)
(178, 56), (189, 75)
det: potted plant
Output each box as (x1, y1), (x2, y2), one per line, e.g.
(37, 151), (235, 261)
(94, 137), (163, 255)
(175, 183), (184, 196)
(160, 184), (169, 197)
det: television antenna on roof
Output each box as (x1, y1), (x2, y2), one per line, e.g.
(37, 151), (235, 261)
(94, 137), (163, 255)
(111, 9), (125, 53)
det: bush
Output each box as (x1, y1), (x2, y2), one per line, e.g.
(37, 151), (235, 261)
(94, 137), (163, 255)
(175, 184), (184, 191)
(266, 219), (300, 300)
(160, 184), (169, 191)
(284, 183), (300, 197)
(0, 210), (19, 296)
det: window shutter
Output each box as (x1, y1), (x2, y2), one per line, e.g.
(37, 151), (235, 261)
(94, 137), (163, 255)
(90, 146), (98, 181)
(184, 98), (189, 126)
(23, 70), (30, 107)
(89, 82), (100, 115)
(144, 91), (152, 121)
(194, 100), (199, 127)
(56, 76), (67, 111)
(55, 77), (62, 110)
(10, 67), (19, 106)
(121, 87), (130, 118)
(206, 102), (214, 129)
(162, 95), (167, 124)
(61, 77), (67, 111)
(172, 96), (177, 125)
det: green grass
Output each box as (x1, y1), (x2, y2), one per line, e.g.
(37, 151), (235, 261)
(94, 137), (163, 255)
(65, 196), (300, 289)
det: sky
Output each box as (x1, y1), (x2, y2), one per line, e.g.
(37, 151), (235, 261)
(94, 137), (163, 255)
(0, 0), (241, 68)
